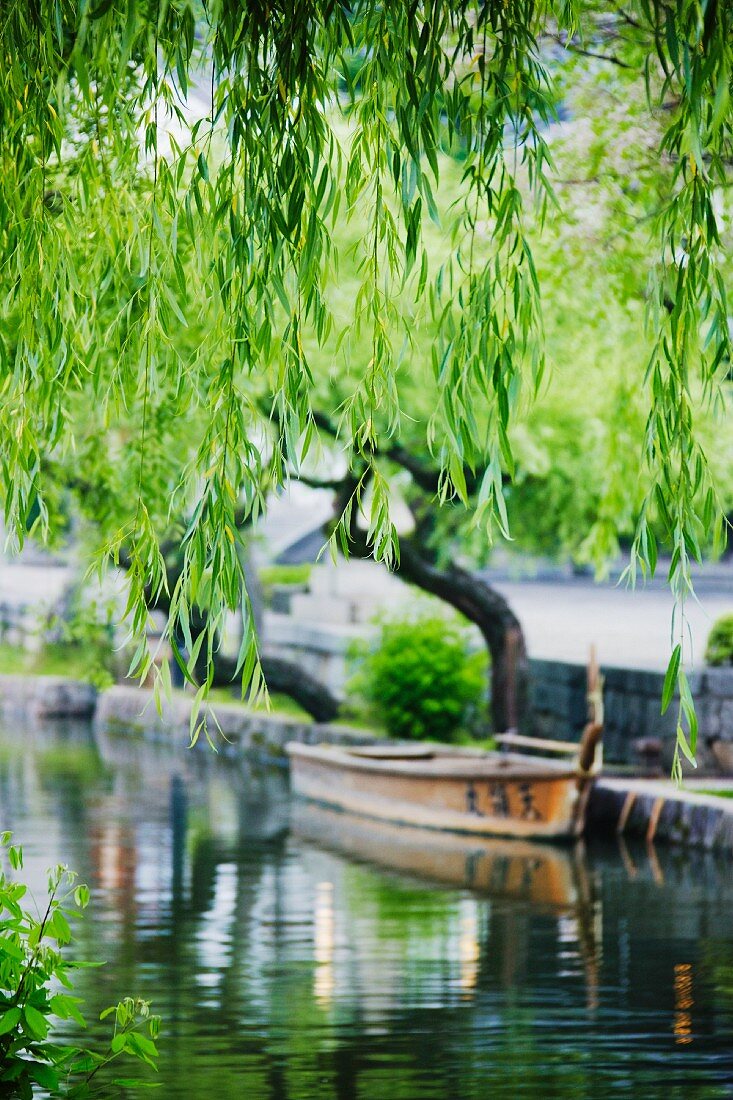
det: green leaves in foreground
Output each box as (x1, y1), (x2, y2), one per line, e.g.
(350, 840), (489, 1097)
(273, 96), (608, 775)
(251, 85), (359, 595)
(0, 1), (731, 776)
(662, 642), (699, 784)
(0, 0), (571, 715)
(0, 833), (161, 1098)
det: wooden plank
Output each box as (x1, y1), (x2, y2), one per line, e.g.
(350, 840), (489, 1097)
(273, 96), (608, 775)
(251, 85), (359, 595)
(495, 732), (579, 755)
(616, 791), (637, 835)
(646, 797), (665, 844)
(346, 745), (435, 760)
(287, 742), (577, 781)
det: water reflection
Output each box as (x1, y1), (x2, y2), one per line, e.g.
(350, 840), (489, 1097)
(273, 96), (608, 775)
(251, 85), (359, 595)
(314, 880), (336, 1007)
(292, 800), (602, 1012)
(292, 800), (589, 904)
(1, 717), (732, 1098)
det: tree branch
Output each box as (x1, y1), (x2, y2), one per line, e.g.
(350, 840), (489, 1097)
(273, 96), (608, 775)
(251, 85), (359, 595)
(290, 471), (347, 491)
(613, 4), (644, 31)
(333, 501), (527, 731)
(550, 32), (633, 69)
(309, 407), (482, 495)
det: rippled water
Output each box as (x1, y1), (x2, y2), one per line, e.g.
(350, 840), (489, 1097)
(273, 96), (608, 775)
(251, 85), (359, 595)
(1, 717), (733, 1098)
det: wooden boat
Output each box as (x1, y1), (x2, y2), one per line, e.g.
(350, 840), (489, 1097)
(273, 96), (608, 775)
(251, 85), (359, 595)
(287, 656), (604, 842)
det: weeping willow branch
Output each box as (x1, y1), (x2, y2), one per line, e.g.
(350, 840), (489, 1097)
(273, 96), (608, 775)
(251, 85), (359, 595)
(0, 1), (730, 769)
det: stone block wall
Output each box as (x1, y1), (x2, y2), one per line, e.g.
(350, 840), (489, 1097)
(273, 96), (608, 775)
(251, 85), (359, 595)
(0, 673), (97, 721)
(527, 659), (588, 738)
(94, 685), (378, 759)
(529, 659), (733, 773)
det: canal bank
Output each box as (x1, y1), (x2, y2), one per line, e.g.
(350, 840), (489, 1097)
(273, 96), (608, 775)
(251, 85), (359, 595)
(265, 612), (733, 772)
(1, 673), (733, 855)
(0, 674), (379, 758)
(589, 777), (733, 853)
(94, 684), (379, 757)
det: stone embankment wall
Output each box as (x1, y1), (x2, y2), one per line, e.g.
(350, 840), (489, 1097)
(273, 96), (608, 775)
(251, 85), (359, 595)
(94, 685), (377, 758)
(0, 674), (376, 760)
(0, 673), (97, 720)
(589, 778), (733, 854)
(529, 660), (733, 773)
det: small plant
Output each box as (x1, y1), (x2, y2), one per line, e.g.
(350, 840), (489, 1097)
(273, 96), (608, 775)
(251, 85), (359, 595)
(43, 593), (118, 690)
(0, 833), (160, 1098)
(351, 613), (487, 742)
(705, 614), (733, 667)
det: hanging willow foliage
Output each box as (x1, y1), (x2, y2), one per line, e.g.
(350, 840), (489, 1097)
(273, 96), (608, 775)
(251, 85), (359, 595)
(0, 1), (731, 761)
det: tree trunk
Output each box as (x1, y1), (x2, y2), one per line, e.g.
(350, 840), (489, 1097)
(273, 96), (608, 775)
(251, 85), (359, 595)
(305, 428), (529, 732)
(338, 510), (528, 732)
(260, 655), (341, 722)
(396, 541), (528, 733)
(197, 651), (341, 724)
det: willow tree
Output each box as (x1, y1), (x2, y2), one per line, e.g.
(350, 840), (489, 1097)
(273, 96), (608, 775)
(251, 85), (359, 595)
(1, 1), (731, 773)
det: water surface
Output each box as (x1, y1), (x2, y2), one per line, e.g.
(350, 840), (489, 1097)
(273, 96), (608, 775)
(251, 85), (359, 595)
(1, 718), (732, 1098)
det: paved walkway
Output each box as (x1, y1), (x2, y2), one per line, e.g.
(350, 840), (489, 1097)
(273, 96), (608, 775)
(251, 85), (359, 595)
(1, 547), (731, 674)
(0, 561), (72, 607)
(491, 578), (733, 671)
(279, 555), (733, 672)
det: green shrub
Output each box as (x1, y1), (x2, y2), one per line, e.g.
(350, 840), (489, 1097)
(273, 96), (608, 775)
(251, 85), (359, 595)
(0, 833), (160, 1097)
(352, 614), (487, 742)
(706, 614), (733, 667)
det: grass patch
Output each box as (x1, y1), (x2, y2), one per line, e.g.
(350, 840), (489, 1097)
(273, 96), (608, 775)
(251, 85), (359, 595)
(698, 789), (733, 800)
(0, 642), (112, 685)
(336, 703), (493, 744)
(206, 686), (311, 721)
(336, 701), (385, 735)
(0, 643), (33, 674)
(454, 732), (497, 752)
(259, 563), (312, 588)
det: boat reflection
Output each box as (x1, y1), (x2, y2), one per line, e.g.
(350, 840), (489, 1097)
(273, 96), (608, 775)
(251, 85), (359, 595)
(292, 800), (601, 1009)
(293, 801), (587, 906)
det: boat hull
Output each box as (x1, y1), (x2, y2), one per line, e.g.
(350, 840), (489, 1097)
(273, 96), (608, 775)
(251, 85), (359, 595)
(287, 743), (594, 841)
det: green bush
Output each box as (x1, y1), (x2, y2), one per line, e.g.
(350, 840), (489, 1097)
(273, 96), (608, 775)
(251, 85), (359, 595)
(352, 614), (487, 742)
(706, 614), (733, 667)
(0, 833), (160, 1097)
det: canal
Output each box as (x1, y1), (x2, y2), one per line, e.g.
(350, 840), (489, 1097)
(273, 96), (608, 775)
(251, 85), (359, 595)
(1, 717), (732, 1098)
